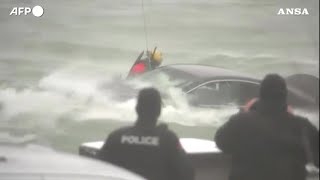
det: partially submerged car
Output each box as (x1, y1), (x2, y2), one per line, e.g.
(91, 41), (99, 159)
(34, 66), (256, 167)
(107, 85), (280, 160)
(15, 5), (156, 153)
(111, 64), (318, 110)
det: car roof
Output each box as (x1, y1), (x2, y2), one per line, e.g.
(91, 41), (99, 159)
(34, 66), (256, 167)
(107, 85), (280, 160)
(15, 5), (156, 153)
(155, 64), (259, 82)
(0, 144), (144, 180)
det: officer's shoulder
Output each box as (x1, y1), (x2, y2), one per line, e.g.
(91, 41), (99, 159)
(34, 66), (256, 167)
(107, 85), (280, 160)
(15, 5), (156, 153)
(109, 126), (133, 137)
(289, 113), (314, 127)
(230, 111), (256, 121)
(157, 123), (168, 131)
(157, 123), (178, 137)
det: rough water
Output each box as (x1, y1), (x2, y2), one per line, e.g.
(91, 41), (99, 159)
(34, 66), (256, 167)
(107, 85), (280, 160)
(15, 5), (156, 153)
(0, 0), (319, 153)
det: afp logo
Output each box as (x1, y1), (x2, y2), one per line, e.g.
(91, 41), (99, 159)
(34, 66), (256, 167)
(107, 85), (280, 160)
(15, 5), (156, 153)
(10, 6), (44, 17)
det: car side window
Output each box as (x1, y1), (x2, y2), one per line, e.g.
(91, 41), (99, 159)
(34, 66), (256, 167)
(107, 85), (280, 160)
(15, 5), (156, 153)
(189, 81), (259, 107)
(228, 81), (260, 106)
(189, 81), (234, 106)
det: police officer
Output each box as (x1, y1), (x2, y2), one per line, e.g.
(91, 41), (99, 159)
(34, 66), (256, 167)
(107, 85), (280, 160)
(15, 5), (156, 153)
(215, 74), (319, 180)
(127, 48), (163, 78)
(98, 87), (194, 180)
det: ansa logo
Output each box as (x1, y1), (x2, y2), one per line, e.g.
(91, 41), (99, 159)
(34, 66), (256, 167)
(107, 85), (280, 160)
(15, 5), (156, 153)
(277, 8), (309, 16)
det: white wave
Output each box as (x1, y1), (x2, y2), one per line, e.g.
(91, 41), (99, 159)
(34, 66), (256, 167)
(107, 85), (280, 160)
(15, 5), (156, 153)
(0, 64), (234, 129)
(1, 64), (318, 131)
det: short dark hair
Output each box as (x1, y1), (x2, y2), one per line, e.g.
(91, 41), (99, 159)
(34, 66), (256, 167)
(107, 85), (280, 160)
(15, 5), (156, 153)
(136, 87), (162, 121)
(260, 74), (287, 102)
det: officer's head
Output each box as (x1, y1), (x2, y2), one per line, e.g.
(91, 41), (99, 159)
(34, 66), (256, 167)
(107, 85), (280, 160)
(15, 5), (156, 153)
(136, 87), (162, 124)
(259, 74), (288, 110)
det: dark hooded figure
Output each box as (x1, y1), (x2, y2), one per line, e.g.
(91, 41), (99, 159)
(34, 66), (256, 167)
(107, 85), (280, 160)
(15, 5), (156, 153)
(215, 74), (319, 180)
(98, 87), (194, 180)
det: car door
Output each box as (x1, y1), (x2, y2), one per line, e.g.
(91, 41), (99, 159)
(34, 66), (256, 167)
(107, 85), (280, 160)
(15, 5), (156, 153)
(187, 80), (260, 108)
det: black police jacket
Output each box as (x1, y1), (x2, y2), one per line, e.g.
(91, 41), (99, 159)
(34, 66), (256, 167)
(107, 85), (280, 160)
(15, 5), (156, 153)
(215, 101), (319, 180)
(98, 124), (194, 180)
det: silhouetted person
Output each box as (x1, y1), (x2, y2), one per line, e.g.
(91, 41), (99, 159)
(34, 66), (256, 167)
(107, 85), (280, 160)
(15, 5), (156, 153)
(98, 87), (194, 180)
(215, 74), (319, 180)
